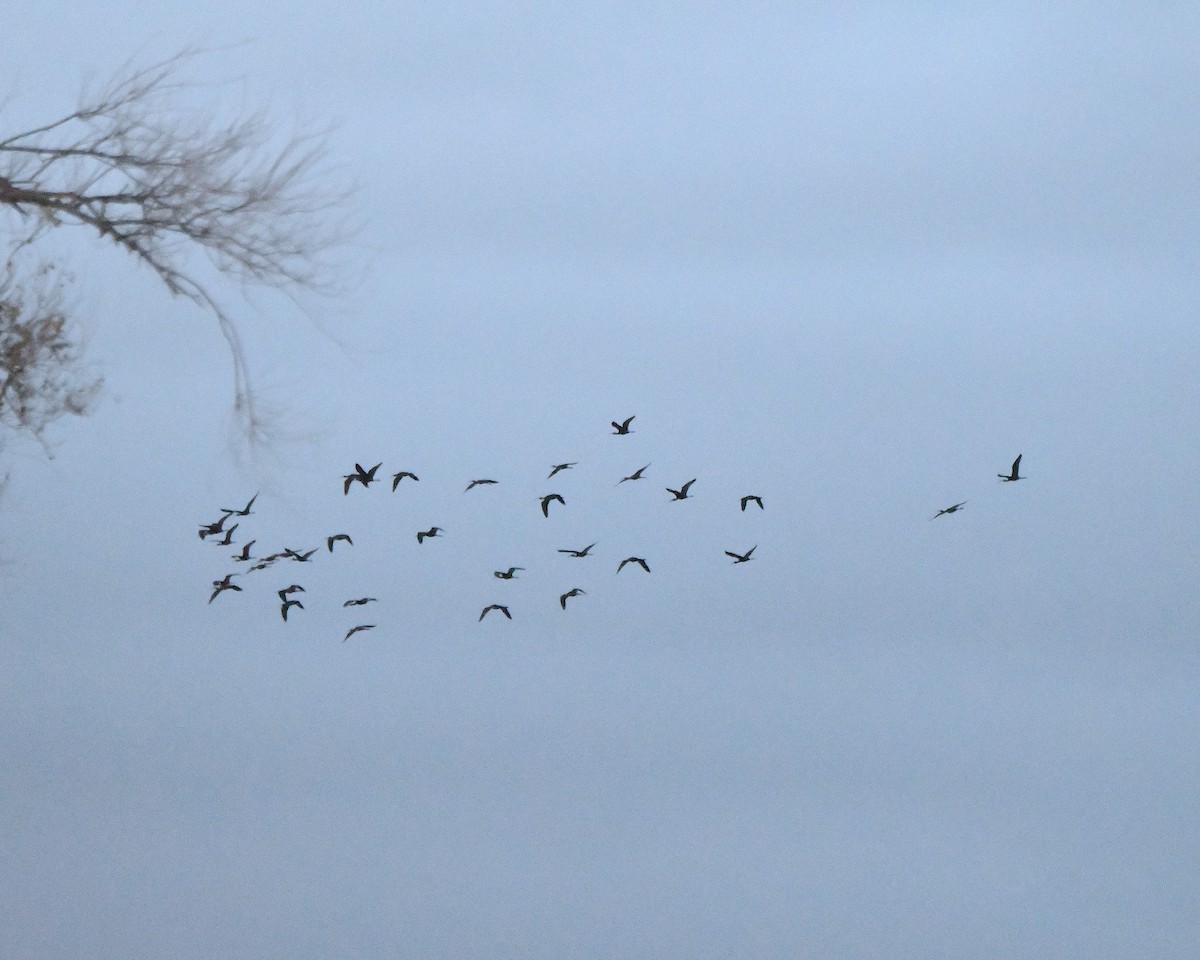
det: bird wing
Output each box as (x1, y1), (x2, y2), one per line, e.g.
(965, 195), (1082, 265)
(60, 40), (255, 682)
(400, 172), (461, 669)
(681, 479), (695, 495)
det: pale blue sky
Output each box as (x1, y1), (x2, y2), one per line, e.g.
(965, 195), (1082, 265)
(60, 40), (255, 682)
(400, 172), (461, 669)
(2, 2), (1199, 958)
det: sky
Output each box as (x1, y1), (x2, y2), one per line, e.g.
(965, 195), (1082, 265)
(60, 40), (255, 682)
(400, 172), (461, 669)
(2, 2), (1199, 957)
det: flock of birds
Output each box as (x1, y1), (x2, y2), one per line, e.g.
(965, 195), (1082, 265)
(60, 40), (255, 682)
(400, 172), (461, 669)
(198, 416), (1024, 642)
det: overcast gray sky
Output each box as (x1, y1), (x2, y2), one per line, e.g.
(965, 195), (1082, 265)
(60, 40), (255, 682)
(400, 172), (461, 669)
(3, 2), (1199, 958)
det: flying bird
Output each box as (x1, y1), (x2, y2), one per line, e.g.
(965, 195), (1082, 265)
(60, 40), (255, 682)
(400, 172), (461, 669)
(617, 463), (650, 485)
(280, 599), (304, 621)
(558, 543), (597, 558)
(343, 597), (377, 607)
(931, 501), (967, 520)
(233, 540), (256, 562)
(494, 567), (525, 580)
(617, 557), (650, 574)
(666, 479), (696, 501)
(725, 545), (757, 564)
(479, 604), (512, 621)
(391, 471), (419, 490)
(343, 462), (382, 494)
(548, 462), (577, 478)
(416, 527), (443, 544)
(465, 479), (499, 492)
(277, 585), (306, 601)
(284, 547), (318, 562)
(559, 588), (586, 609)
(327, 533), (353, 553)
(214, 523), (239, 546)
(198, 513), (233, 540)
(540, 493), (565, 517)
(209, 574), (241, 603)
(221, 492), (258, 517)
(343, 624), (376, 642)
(998, 454), (1023, 482)
(611, 416), (635, 435)
(740, 495), (764, 511)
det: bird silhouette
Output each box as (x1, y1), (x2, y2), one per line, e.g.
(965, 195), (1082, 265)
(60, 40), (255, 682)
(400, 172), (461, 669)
(559, 588), (586, 609)
(343, 597), (377, 607)
(209, 574), (241, 603)
(931, 501), (967, 520)
(232, 540), (256, 562)
(725, 546), (757, 564)
(465, 479), (499, 492)
(740, 495), (764, 511)
(343, 462), (382, 494)
(558, 543), (597, 558)
(611, 416), (635, 435)
(326, 533), (353, 553)
(277, 585), (305, 600)
(494, 567), (525, 580)
(540, 493), (565, 517)
(214, 524), (239, 546)
(221, 493), (258, 517)
(617, 464), (650, 485)
(416, 527), (443, 544)
(343, 624), (376, 642)
(666, 479), (696, 501)
(391, 471), (419, 490)
(617, 557), (650, 574)
(198, 513), (233, 540)
(284, 547), (317, 562)
(479, 604), (512, 621)
(548, 462), (577, 478)
(998, 454), (1023, 482)
(280, 599), (303, 621)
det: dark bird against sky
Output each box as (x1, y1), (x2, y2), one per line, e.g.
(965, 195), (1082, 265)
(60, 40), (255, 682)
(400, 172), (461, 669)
(391, 471), (419, 490)
(559, 588), (586, 609)
(617, 464), (650, 485)
(221, 493), (258, 517)
(342, 624), (376, 642)
(666, 479), (696, 501)
(931, 501), (967, 520)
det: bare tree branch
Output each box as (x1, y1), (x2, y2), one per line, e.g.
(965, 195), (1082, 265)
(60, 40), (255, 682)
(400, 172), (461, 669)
(0, 47), (353, 444)
(0, 244), (101, 446)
